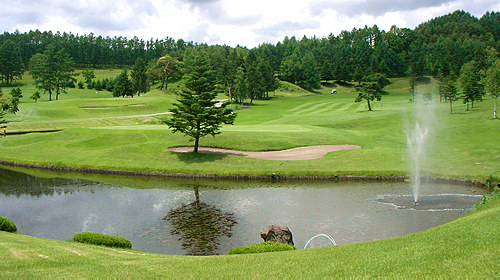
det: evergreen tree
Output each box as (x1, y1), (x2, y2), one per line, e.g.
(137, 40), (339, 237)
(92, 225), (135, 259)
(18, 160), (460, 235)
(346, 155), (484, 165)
(113, 70), (133, 97)
(165, 53), (236, 153)
(355, 81), (382, 111)
(299, 51), (321, 90)
(31, 91), (41, 103)
(29, 45), (74, 101)
(245, 51), (265, 103)
(10, 88), (22, 99)
(483, 59), (500, 119)
(443, 78), (459, 114)
(0, 39), (24, 85)
(131, 57), (148, 96)
(459, 61), (484, 110)
(81, 69), (95, 89)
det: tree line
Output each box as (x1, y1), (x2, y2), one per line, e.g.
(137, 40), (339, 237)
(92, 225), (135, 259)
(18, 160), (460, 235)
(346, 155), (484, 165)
(1, 10), (497, 86)
(0, 10), (498, 113)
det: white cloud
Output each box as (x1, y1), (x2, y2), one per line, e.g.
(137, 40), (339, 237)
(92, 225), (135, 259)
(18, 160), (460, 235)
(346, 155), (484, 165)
(1, 0), (498, 47)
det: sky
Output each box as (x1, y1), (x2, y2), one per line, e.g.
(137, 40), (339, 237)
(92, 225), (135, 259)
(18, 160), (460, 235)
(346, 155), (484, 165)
(1, 0), (498, 48)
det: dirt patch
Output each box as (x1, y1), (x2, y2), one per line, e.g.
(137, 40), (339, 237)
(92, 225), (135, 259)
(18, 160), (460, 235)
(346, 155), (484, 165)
(168, 145), (361, 160)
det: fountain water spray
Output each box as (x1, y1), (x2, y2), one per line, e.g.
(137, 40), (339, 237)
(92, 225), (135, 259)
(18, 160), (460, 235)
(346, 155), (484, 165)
(407, 122), (428, 204)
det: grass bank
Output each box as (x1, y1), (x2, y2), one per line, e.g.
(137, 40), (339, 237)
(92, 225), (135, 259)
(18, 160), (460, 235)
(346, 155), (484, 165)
(1, 199), (498, 278)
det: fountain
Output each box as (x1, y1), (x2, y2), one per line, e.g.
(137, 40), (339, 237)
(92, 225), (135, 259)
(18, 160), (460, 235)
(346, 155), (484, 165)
(406, 87), (434, 205)
(406, 122), (429, 204)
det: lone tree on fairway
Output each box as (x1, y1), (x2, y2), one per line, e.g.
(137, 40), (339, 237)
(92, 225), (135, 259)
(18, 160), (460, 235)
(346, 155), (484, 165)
(354, 74), (389, 111)
(166, 52), (236, 153)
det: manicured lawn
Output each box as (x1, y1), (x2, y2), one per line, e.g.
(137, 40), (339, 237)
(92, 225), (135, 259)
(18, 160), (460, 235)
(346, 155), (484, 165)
(0, 76), (498, 180)
(1, 199), (498, 278)
(1, 73), (499, 278)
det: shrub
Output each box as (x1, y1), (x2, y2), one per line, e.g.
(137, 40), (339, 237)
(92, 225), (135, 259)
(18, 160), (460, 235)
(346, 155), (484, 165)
(72, 232), (132, 249)
(476, 186), (500, 209)
(0, 216), (17, 232)
(227, 242), (295, 255)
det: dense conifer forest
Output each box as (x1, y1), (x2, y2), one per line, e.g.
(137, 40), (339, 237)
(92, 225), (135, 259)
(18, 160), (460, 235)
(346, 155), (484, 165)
(0, 10), (498, 95)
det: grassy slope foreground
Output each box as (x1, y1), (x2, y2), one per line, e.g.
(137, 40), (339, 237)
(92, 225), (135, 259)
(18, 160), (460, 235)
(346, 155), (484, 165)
(0, 76), (498, 180)
(0, 200), (498, 278)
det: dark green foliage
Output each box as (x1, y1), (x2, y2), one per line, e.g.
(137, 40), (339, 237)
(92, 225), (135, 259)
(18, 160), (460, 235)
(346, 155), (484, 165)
(72, 232), (132, 249)
(94, 80), (103, 91)
(10, 87), (22, 99)
(1, 88), (19, 125)
(29, 44), (75, 101)
(0, 216), (17, 233)
(31, 91), (41, 102)
(164, 188), (237, 255)
(0, 39), (24, 85)
(131, 57), (148, 96)
(355, 81), (382, 111)
(482, 58), (499, 119)
(81, 69), (95, 87)
(77, 81), (84, 89)
(0, 9), (496, 90)
(460, 61), (484, 110)
(362, 73), (390, 91)
(113, 70), (133, 97)
(443, 78), (459, 113)
(227, 242), (296, 255)
(165, 52), (236, 153)
(105, 78), (115, 92)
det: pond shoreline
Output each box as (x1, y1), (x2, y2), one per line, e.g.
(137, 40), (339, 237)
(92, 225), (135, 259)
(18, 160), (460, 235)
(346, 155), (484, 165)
(0, 160), (486, 186)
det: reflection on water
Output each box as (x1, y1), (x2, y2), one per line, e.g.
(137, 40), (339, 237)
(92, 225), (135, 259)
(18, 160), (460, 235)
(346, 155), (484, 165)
(0, 167), (486, 255)
(164, 187), (237, 255)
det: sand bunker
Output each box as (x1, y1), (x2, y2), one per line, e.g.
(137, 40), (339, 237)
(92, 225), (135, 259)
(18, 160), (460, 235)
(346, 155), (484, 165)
(168, 145), (360, 160)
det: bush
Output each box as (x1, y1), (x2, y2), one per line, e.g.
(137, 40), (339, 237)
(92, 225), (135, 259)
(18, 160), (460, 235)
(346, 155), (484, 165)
(0, 216), (17, 232)
(476, 186), (500, 209)
(72, 232), (132, 249)
(227, 242), (295, 255)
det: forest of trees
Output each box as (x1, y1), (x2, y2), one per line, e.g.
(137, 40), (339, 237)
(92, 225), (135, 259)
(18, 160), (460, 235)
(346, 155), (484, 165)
(0, 10), (498, 103)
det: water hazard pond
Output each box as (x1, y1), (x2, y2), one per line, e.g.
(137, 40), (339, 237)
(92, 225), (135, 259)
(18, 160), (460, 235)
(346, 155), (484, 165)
(0, 166), (485, 255)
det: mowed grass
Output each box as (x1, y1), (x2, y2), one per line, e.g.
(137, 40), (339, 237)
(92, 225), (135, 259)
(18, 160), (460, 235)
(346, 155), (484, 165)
(2, 70), (176, 131)
(0, 199), (498, 278)
(0, 75), (499, 179)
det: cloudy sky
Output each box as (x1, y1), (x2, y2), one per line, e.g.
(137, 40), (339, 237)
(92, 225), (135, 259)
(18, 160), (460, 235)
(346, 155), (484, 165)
(1, 0), (498, 47)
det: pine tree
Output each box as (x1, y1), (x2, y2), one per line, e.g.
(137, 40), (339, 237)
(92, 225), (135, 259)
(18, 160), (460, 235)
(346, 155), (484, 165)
(113, 70), (133, 97)
(131, 57), (148, 96)
(166, 53), (236, 153)
(0, 40), (24, 85)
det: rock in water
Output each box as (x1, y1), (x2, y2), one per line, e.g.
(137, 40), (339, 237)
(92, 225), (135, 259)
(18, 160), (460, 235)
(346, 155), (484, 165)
(260, 225), (294, 245)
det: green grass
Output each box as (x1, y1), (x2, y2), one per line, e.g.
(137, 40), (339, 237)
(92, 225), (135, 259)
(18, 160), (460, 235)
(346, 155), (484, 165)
(0, 77), (498, 180)
(72, 232), (132, 249)
(227, 242), (296, 255)
(0, 199), (498, 278)
(0, 75), (499, 278)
